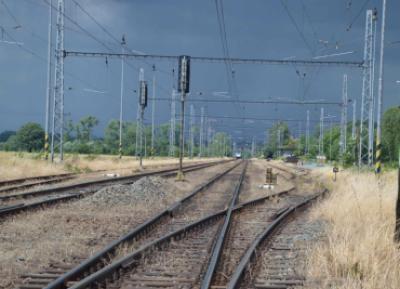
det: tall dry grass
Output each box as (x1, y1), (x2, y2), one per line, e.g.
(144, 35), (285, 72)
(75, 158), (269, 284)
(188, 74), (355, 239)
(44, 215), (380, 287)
(0, 151), (221, 180)
(306, 167), (400, 289)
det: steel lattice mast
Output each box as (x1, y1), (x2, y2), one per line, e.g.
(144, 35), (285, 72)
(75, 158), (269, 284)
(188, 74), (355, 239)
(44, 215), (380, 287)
(359, 9), (377, 167)
(50, 0), (64, 162)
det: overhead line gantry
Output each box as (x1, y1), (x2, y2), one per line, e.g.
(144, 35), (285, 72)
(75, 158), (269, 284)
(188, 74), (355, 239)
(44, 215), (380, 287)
(63, 50), (364, 68)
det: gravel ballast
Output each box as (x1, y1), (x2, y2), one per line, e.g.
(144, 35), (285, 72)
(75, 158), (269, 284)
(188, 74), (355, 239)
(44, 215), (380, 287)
(84, 176), (171, 206)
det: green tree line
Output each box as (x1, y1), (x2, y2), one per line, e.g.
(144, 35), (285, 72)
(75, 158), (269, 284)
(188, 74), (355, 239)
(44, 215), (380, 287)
(263, 106), (400, 166)
(0, 116), (233, 158)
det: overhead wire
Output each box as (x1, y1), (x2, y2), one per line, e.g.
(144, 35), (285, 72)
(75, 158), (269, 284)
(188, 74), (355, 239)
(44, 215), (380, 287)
(346, 0), (371, 31)
(214, 0), (244, 118)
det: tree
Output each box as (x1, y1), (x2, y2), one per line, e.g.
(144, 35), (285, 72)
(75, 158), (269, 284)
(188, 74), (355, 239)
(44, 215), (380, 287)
(382, 106), (400, 162)
(104, 120), (138, 155)
(14, 123), (44, 152)
(210, 132), (231, 157)
(0, 130), (16, 142)
(76, 116), (99, 142)
(264, 122), (290, 158)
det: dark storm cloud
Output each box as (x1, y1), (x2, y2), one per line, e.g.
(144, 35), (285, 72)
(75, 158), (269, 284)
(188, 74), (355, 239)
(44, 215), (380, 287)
(0, 0), (399, 143)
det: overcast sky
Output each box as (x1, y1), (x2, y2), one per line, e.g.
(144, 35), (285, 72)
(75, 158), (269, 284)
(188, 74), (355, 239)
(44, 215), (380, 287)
(0, 0), (399, 144)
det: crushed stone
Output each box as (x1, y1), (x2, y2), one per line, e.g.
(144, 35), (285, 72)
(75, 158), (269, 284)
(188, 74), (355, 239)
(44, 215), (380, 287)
(82, 176), (172, 206)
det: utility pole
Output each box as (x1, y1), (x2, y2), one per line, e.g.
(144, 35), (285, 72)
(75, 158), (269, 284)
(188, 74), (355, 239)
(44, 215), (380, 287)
(169, 70), (176, 157)
(359, 9), (377, 167)
(319, 107), (324, 156)
(199, 107), (204, 157)
(177, 56), (190, 180)
(44, 0), (52, 160)
(119, 35), (126, 159)
(151, 65), (156, 156)
(340, 74), (348, 158)
(306, 110), (310, 156)
(50, 0), (64, 162)
(139, 78), (148, 169)
(375, 0), (387, 174)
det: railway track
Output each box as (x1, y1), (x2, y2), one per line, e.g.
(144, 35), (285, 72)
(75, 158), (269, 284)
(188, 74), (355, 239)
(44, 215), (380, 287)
(18, 160), (244, 289)
(0, 174), (75, 194)
(0, 159), (231, 219)
(0, 162), (210, 195)
(0, 173), (74, 188)
(226, 193), (325, 289)
(17, 161), (324, 289)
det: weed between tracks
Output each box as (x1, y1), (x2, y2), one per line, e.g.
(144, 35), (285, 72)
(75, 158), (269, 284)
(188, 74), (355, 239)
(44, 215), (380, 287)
(306, 168), (400, 289)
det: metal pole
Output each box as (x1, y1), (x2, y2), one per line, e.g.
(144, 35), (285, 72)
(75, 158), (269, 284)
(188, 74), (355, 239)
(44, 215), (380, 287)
(177, 92), (185, 179)
(50, 0), (64, 162)
(319, 107), (324, 156)
(151, 65), (156, 156)
(139, 107), (144, 168)
(340, 74), (348, 159)
(44, 0), (53, 160)
(329, 118), (333, 160)
(189, 104), (194, 158)
(199, 107), (204, 157)
(395, 147), (400, 242)
(136, 68), (144, 158)
(359, 10), (375, 167)
(169, 72), (176, 157)
(119, 36), (125, 159)
(306, 110), (310, 156)
(375, 0), (387, 174)
(352, 99), (357, 140)
(277, 129), (281, 157)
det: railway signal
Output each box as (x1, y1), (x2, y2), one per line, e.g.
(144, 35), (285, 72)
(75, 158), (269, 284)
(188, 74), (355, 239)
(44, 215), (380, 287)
(177, 55), (191, 181)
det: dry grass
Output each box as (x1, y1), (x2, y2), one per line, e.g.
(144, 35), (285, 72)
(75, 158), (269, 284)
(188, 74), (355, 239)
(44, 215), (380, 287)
(306, 167), (400, 289)
(0, 151), (221, 181)
(0, 151), (66, 180)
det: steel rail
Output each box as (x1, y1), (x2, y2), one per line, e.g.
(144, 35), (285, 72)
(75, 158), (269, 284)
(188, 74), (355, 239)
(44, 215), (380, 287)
(0, 194), (83, 217)
(63, 179), (293, 289)
(226, 191), (326, 289)
(64, 51), (364, 68)
(0, 160), (229, 202)
(0, 173), (74, 188)
(44, 160), (242, 289)
(0, 175), (75, 194)
(200, 161), (248, 289)
(0, 160), (232, 219)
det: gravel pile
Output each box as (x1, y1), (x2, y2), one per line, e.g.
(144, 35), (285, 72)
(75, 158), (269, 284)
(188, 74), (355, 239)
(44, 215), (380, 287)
(84, 176), (171, 206)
